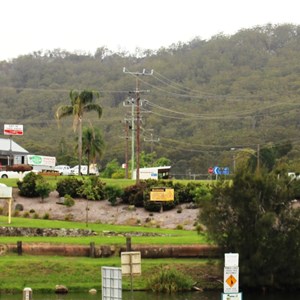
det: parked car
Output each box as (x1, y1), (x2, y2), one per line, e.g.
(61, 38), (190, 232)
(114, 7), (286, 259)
(55, 165), (71, 175)
(0, 170), (35, 179)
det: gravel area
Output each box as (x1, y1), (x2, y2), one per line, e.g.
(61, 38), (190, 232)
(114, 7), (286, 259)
(8, 189), (199, 230)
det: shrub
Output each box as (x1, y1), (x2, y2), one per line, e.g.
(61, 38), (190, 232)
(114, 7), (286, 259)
(64, 194), (75, 207)
(33, 213), (39, 219)
(42, 213), (50, 219)
(77, 177), (106, 200)
(144, 200), (176, 212)
(35, 178), (53, 202)
(64, 213), (74, 221)
(122, 182), (147, 206)
(147, 267), (193, 293)
(56, 177), (83, 198)
(17, 172), (42, 197)
(15, 203), (24, 211)
(0, 206), (3, 215)
(13, 210), (20, 217)
(105, 185), (124, 206)
(22, 211), (30, 218)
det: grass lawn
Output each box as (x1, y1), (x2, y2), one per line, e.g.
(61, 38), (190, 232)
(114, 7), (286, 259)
(0, 216), (208, 245)
(0, 254), (222, 293)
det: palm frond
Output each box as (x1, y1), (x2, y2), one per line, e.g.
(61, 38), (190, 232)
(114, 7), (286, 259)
(84, 104), (102, 118)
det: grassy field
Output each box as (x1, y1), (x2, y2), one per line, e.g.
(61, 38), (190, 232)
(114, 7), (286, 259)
(0, 254), (222, 293)
(0, 216), (207, 245)
(0, 177), (219, 293)
(0, 176), (211, 188)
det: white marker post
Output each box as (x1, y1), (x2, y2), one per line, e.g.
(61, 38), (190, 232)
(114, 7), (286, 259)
(222, 253), (243, 300)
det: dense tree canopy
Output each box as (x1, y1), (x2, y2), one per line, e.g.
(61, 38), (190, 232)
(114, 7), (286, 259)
(200, 169), (300, 290)
(0, 23), (299, 174)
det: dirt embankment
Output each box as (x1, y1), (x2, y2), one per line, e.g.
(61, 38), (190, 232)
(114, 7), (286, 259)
(8, 189), (199, 230)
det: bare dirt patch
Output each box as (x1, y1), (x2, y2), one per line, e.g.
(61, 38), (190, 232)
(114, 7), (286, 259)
(10, 189), (199, 230)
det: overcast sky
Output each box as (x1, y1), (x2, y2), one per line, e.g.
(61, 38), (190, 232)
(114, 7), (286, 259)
(1, 0), (299, 61)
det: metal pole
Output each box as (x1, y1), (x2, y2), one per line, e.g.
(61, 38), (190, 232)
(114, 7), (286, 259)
(131, 102), (135, 179)
(136, 76), (140, 184)
(9, 135), (12, 166)
(125, 122), (129, 179)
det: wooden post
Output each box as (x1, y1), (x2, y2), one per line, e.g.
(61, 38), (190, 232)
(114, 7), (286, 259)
(17, 241), (22, 256)
(126, 237), (132, 251)
(23, 287), (32, 300)
(90, 242), (95, 258)
(8, 198), (12, 224)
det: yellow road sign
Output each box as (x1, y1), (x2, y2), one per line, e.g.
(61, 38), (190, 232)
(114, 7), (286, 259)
(226, 275), (237, 287)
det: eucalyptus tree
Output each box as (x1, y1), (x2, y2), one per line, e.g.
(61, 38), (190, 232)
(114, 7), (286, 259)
(55, 90), (102, 174)
(81, 127), (105, 175)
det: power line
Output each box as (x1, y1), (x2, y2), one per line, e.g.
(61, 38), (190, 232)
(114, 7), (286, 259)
(123, 67), (153, 183)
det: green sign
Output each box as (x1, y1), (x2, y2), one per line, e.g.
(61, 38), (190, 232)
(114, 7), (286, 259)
(29, 155), (42, 165)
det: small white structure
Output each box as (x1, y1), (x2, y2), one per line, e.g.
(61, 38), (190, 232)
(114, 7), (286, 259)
(101, 267), (122, 300)
(132, 166), (171, 180)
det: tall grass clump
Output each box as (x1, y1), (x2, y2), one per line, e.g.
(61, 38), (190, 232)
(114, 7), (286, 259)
(147, 267), (194, 293)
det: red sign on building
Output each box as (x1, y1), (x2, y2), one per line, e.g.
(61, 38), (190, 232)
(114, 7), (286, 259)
(4, 124), (23, 136)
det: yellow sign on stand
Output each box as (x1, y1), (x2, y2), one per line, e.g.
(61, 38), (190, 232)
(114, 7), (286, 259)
(150, 188), (174, 202)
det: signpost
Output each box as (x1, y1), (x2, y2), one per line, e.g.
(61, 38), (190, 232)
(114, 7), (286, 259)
(4, 124), (24, 166)
(222, 253), (242, 300)
(0, 186), (13, 224)
(121, 251), (141, 298)
(101, 267), (122, 300)
(4, 124), (23, 136)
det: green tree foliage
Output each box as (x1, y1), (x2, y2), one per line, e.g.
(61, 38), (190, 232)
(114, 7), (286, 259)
(105, 185), (124, 206)
(56, 177), (83, 198)
(77, 177), (106, 201)
(1, 24), (300, 175)
(100, 159), (121, 178)
(199, 169), (300, 290)
(81, 126), (105, 174)
(35, 177), (53, 202)
(55, 90), (102, 174)
(17, 172), (42, 197)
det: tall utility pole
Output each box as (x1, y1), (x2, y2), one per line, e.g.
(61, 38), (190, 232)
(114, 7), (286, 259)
(123, 67), (153, 184)
(144, 130), (160, 152)
(121, 119), (130, 179)
(123, 99), (136, 179)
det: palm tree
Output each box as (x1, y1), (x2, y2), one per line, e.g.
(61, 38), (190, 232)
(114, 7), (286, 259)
(81, 127), (105, 175)
(55, 90), (102, 174)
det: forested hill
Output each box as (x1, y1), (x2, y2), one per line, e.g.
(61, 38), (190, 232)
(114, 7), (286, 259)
(0, 23), (299, 175)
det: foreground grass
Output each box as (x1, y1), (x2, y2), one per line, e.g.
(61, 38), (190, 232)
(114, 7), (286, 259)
(0, 216), (208, 245)
(0, 254), (222, 293)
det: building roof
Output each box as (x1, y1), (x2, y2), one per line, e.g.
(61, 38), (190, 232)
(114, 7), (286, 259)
(0, 138), (29, 155)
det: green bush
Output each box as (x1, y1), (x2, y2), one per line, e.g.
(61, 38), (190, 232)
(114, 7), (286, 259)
(42, 213), (50, 219)
(77, 177), (106, 200)
(63, 194), (75, 207)
(147, 267), (194, 293)
(122, 182), (148, 206)
(36, 178), (53, 202)
(105, 185), (124, 206)
(56, 177), (83, 198)
(17, 172), (42, 197)
(144, 200), (176, 212)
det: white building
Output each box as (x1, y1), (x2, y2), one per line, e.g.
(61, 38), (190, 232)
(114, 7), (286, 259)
(0, 138), (29, 168)
(132, 166), (171, 180)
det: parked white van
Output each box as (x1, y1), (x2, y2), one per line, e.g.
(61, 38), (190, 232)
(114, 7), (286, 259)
(55, 165), (71, 175)
(70, 165), (98, 175)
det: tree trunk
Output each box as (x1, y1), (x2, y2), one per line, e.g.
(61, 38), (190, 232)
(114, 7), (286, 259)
(78, 117), (82, 175)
